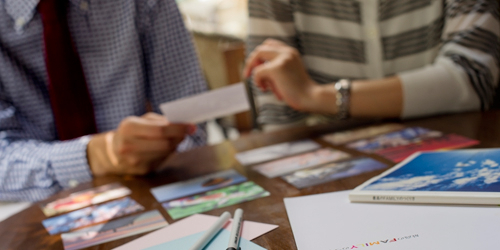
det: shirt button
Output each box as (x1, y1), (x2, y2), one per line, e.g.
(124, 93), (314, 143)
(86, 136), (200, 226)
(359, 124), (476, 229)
(15, 17), (26, 31)
(68, 179), (79, 187)
(80, 1), (89, 11)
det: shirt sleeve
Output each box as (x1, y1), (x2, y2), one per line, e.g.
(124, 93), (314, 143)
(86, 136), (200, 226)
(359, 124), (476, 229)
(399, 0), (499, 118)
(0, 101), (93, 202)
(137, 0), (208, 150)
(247, 0), (310, 131)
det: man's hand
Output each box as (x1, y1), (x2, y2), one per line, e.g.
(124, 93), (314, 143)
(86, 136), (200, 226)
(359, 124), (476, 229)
(243, 39), (323, 112)
(87, 112), (196, 176)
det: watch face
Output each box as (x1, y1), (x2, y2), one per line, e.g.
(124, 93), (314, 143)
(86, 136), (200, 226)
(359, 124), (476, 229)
(341, 81), (350, 89)
(335, 79), (351, 92)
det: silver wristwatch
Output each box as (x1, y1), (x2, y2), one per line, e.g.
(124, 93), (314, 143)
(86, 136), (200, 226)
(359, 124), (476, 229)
(334, 79), (351, 119)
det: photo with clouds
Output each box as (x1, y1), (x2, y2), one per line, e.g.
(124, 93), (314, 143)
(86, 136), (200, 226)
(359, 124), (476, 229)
(362, 149), (500, 192)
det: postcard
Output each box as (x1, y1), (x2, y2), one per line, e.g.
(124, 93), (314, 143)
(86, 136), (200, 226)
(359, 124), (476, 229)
(42, 197), (144, 235)
(346, 127), (478, 162)
(41, 183), (131, 217)
(159, 82), (249, 124)
(370, 134), (480, 163)
(150, 169), (247, 203)
(235, 139), (321, 166)
(350, 148), (500, 205)
(322, 124), (405, 145)
(282, 157), (387, 189)
(162, 181), (270, 220)
(253, 148), (351, 178)
(61, 210), (168, 250)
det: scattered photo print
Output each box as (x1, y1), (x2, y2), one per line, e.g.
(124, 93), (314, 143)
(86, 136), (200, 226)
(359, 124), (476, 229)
(346, 127), (478, 162)
(162, 181), (270, 220)
(61, 210), (168, 250)
(282, 157), (387, 189)
(253, 148), (351, 178)
(42, 197), (144, 235)
(322, 124), (405, 145)
(235, 139), (321, 166)
(151, 170), (247, 203)
(41, 183), (131, 217)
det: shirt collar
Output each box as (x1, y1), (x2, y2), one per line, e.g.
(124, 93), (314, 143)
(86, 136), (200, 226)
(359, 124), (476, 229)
(5, 0), (85, 33)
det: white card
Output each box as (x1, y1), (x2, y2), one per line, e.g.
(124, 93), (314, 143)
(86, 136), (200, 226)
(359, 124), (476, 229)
(159, 83), (250, 124)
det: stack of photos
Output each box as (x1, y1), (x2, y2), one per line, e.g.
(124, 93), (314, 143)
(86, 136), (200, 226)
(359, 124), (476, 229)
(39, 183), (169, 250)
(323, 125), (479, 163)
(151, 170), (270, 220)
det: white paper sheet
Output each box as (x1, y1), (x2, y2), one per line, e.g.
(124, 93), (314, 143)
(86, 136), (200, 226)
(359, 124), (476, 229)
(0, 202), (31, 222)
(113, 213), (278, 250)
(159, 83), (250, 124)
(284, 190), (500, 250)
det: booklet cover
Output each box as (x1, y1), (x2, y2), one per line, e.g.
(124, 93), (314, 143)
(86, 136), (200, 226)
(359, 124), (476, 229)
(350, 148), (500, 205)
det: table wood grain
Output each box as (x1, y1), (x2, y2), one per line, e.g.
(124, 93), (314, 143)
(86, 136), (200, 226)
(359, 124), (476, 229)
(1, 111), (499, 250)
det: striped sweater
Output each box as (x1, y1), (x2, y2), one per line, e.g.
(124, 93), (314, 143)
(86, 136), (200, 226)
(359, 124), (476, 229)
(247, 0), (500, 130)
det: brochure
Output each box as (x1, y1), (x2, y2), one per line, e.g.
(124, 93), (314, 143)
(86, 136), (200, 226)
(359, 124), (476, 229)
(349, 149), (500, 205)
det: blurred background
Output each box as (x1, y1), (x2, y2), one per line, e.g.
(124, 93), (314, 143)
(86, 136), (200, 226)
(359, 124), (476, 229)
(176, 0), (250, 145)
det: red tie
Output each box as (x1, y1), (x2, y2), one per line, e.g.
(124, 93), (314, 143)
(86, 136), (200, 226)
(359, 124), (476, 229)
(38, 0), (97, 140)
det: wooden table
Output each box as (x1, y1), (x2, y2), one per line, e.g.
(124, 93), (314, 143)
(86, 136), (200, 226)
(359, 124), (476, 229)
(1, 111), (499, 250)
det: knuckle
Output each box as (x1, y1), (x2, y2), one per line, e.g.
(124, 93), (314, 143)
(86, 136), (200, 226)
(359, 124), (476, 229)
(255, 44), (265, 51)
(115, 139), (132, 155)
(153, 126), (165, 138)
(264, 38), (275, 44)
(127, 156), (141, 167)
(118, 116), (136, 132)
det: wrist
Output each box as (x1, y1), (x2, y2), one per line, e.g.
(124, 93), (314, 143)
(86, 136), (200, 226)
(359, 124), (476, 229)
(305, 83), (338, 114)
(87, 133), (113, 176)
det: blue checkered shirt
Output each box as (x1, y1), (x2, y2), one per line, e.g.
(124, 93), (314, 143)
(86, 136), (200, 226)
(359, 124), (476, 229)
(0, 0), (208, 201)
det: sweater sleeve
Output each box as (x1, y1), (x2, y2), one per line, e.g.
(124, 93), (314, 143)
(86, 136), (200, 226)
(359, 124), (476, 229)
(399, 0), (499, 118)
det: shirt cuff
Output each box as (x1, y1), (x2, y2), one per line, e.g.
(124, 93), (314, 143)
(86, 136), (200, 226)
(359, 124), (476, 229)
(48, 136), (93, 188)
(398, 57), (480, 118)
